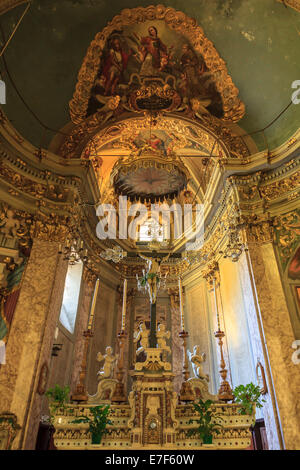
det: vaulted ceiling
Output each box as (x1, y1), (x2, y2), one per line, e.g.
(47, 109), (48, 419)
(0, 0), (299, 154)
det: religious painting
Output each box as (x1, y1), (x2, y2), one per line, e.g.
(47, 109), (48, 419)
(86, 21), (223, 120)
(288, 246), (300, 280)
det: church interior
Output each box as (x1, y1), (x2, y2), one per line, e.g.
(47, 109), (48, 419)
(0, 0), (299, 451)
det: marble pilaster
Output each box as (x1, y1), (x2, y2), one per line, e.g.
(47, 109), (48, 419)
(247, 242), (300, 450)
(0, 239), (61, 449)
(168, 289), (183, 394)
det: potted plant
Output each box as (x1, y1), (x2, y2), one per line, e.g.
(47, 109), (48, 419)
(71, 405), (112, 444)
(188, 399), (223, 445)
(45, 384), (70, 423)
(233, 382), (266, 419)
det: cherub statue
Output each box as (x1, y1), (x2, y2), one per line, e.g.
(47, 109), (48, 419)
(188, 345), (209, 382)
(138, 252), (170, 304)
(156, 323), (171, 354)
(0, 209), (20, 238)
(96, 346), (116, 380)
(133, 321), (149, 355)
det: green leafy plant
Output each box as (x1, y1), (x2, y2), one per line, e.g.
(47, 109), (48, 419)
(71, 405), (112, 444)
(233, 382), (266, 416)
(45, 384), (70, 423)
(187, 399), (223, 444)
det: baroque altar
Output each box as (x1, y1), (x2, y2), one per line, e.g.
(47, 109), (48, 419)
(53, 346), (254, 450)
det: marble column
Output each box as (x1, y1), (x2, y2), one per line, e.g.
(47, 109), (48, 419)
(168, 288), (183, 394)
(247, 241), (300, 450)
(0, 238), (62, 449)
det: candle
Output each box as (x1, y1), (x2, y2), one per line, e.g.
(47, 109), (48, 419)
(54, 326), (59, 340)
(87, 278), (99, 330)
(121, 278), (127, 331)
(178, 277), (185, 331)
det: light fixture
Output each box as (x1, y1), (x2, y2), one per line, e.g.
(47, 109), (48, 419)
(58, 237), (88, 265)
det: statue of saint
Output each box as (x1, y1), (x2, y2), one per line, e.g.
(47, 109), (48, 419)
(133, 321), (149, 355)
(156, 323), (171, 354)
(188, 345), (209, 382)
(96, 346), (116, 379)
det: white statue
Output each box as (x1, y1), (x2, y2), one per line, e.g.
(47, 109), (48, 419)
(188, 345), (209, 382)
(97, 346), (116, 379)
(156, 323), (171, 354)
(133, 321), (149, 355)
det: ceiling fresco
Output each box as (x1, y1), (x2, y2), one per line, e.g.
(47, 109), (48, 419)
(77, 14), (234, 123)
(0, 0), (299, 152)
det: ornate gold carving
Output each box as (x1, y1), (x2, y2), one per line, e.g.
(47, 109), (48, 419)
(202, 261), (219, 287)
(259, 171), (300, 201)
(70, 5), (245, 124)
(276, 0), (300, 12)
(243, 214), (275, 245)
(0, 412), (21, 450)
(0, 160), (69, 202)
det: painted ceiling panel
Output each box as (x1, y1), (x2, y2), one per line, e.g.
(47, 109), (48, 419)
(0, 0), (299, 151)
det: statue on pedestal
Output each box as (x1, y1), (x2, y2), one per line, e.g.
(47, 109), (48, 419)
(187, 345), (217, 402)
(188, 345), (209, 381)
(97, 346), (116, 379)
(88, 346), (118, 403)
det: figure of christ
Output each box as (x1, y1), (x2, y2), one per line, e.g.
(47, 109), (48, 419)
(96, 346), (116, 379)
(138, 252), (170, 304)
(102, 38), (132, 96)
(133, 321), (150, 355)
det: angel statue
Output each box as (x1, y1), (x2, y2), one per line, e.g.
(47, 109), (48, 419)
(137, 252), (170, 304)
(96, 346), (116, 380)
(133, 321), (149, 355)
(188, 345), (209, 382)
(156, 323), (171, 354)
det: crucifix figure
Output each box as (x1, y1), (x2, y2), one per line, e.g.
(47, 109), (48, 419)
(138, 251), (170, 347)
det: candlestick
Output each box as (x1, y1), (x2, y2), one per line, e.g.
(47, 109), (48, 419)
(87, 278), (99, 330)
(121, 278), (127, 332)
(178, 277), (185, 331)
